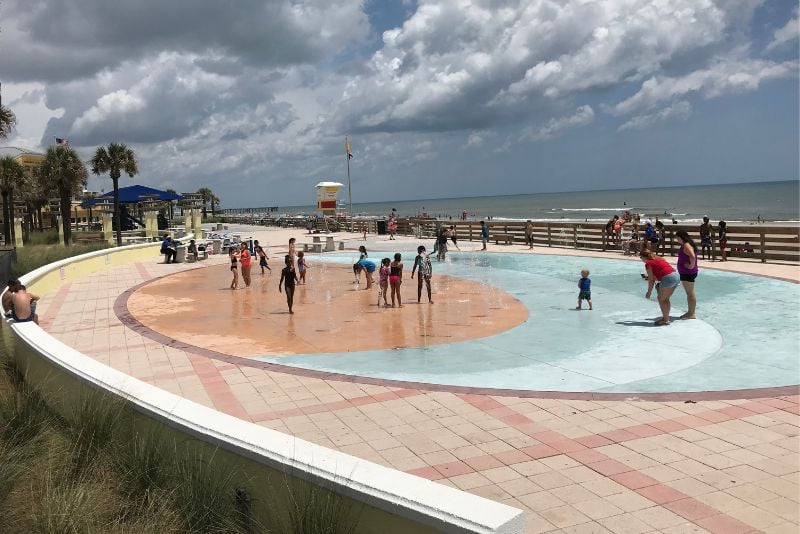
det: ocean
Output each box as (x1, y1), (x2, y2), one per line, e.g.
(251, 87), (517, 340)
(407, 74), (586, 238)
(241, 180), (799, 224)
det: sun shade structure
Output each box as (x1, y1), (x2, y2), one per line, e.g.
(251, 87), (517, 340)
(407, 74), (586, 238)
(81, 185), (183, 206)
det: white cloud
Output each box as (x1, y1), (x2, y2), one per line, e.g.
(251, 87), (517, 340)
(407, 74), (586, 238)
(466, 132), (484, 146)
(526, 105), (595, 141)
(612, 58), (799, 115)
(618, 101), (692, 131)
(766, 7), (799, 51)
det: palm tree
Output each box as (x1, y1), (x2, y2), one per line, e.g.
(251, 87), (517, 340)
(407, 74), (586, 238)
(0, 105), (16, 139)
(0, 156), (24, 245)
(90, 143), (137, 247)
(40, 146), (88, 245)
(210, 193), (220, 217)
(18, 164), (50, 240)
(195, 187), (213, 218)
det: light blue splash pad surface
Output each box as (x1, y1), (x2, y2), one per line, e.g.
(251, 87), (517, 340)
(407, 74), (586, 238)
(254, 253), (799, 393)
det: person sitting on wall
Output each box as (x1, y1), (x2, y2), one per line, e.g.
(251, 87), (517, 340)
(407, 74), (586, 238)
(161, 235), (177, 263)
(2, 279), (21, 316)
(10, 284), (40, 324)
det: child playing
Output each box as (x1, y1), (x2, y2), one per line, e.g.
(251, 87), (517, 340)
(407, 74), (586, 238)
(288, 237), (297, 267)
(229, 247), (239, 290)
(297, 251), (308, 284)
(256, 245), (270, 274)
(278, 255), (297, 314)
(354, 258), (376, 289)
(389, 253), (403, 308)
(411, 246), (433, 304)
(378, 258), (391, 307)
(576, 269), (592, 310)
(718, 221), (727, 261)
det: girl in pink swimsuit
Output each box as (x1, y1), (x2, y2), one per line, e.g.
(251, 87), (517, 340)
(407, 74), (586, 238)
(389, 253), (403, 308)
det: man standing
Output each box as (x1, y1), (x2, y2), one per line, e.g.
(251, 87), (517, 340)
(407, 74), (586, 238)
(699, 216), (714, 260)
(525, 220), (534, 249)
(480, 220), (489, 251)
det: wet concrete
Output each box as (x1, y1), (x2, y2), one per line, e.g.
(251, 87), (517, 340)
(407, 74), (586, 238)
(127, 261), (528, 357)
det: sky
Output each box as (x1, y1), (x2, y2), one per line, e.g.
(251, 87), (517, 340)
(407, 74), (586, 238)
(1, 0), (798, 209)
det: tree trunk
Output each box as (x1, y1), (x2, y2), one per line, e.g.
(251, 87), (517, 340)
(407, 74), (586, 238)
(9, 190), (16, 246)
(61, 188), (72, 245)
(2, 192), (10, 245)
(113, 175), (122, 247)
(211, 198), (215, 217)
(202, 202), (207, 218)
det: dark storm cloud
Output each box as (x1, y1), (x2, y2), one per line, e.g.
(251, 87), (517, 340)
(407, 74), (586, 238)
(0, 0), (369, 82)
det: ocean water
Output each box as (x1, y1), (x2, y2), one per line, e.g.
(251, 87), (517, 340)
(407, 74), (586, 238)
(249, 180), (799, 223)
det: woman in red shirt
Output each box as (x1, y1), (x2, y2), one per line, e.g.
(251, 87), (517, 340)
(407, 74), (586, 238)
(640, 249), (680, 326)
(239, 242), (252, 288)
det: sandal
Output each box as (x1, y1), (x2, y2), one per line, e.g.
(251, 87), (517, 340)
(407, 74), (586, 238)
(654, 319), (671, 326)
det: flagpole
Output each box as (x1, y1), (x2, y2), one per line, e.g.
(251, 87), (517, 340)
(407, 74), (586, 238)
(347, 152), (352, 233)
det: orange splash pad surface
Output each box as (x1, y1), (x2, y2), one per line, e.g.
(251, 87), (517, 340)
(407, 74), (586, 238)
(127, 262), (528, 356)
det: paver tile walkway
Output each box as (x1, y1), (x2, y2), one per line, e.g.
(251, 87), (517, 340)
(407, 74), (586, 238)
(35, 245), (799, 534)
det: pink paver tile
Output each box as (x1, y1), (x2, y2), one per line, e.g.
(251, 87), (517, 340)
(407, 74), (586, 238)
(610, 471), (659, 490)
(433, 460), (474, 478)
(696, 410), (734, 423)
(663, 497), (721, 521)
(636, 483), (688, 504)
(599, 428), (639, 443)
(717, 405), (758, 419)
(587, 459), (632, 477)
(650, 419), (689, 433)
(625, 424), (663, 438)
(694, 514), (757, 534)
(548, 438), (587, 453)
(574, 434), (615, 448)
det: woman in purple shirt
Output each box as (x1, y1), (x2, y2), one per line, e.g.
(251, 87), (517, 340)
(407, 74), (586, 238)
(675, 230), (698, 319)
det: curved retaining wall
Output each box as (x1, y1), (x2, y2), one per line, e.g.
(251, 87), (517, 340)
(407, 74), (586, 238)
(2, 242), (525, 534)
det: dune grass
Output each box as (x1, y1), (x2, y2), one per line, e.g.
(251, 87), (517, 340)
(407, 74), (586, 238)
(0, 347), (362, 534)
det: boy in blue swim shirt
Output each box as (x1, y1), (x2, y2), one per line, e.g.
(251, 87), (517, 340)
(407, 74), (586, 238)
(576, 269), (592, 310)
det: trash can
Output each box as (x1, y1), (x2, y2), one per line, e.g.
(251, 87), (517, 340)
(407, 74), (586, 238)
(175, 246), (187, 263)
(216, 223), (223, 231)
(376, 220), (387, 235)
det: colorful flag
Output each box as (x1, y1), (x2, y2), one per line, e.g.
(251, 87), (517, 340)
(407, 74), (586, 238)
(55, 137), (69, 147)
(345, 136), (354, 159)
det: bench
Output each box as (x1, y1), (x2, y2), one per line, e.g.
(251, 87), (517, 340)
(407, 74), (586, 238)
(73, 232), (105, 244)
(493, 234), (514, 245)
(302, 242), (323, 253)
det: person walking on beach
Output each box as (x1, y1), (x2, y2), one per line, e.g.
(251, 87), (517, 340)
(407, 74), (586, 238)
(436, 226), (449, 261)
(411, 245), (433, 304)
(675, 230), (698, 320)
(256, 244), (270, 274)
(359, 245), (368, 260)
(699, 217), (714, 260)
(388, 217), (397, 240)
(480, 220), (489, 251)
(279, 255), (297, 314)
(297, 251), (308, 284)
(239, 242), (252, 287)
(389, 253), (404, 307)
(576, 269), (592, 310)
(525, 220), (534, 249)
(229, 248), (239, 290)
(449, 225), (460, 250)
(640, 249), (680, 326)
(717, 221), (728, 261)
(378, 258), (391, 307)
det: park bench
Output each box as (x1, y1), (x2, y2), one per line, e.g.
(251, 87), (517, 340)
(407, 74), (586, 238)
(73, 232), (105, 244)
(493, 234), (514, 245)
(301, 242), (323, 253)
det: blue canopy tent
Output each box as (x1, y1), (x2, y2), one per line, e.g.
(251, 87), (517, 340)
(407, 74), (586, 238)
(81, 185), (183, 232)
(81, 185), (183, 206)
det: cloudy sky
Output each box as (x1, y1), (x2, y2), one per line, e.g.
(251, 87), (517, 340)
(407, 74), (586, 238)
(2, 0), (798, 208)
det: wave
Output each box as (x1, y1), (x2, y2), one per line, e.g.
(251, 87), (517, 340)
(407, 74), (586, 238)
(550, 207), (628, 212)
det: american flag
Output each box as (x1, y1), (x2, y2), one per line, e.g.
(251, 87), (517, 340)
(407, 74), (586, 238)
(55, 137), (69, 147)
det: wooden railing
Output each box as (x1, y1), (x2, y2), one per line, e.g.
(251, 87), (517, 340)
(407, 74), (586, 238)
(396, 219), (800, 263)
